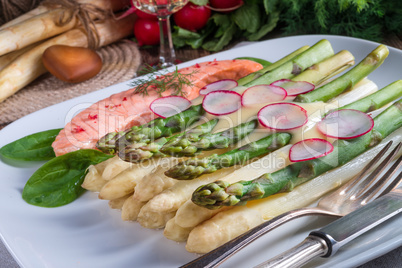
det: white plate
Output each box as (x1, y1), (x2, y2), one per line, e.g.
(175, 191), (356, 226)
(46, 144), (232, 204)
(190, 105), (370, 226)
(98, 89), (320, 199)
(0, 35), (401, 268)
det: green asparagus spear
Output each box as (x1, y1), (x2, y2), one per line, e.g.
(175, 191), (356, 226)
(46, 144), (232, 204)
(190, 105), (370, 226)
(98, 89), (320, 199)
(118, 119), (219, 162)
(192, 98), (402, 209)
(244, 40), (334, 87)
(336, 80), (402, 113)
(295, 45), (389, 103)
(160, 119), (258, 157)
(237, 46), (310, 86)
(96, 104), (205, 154)
(97, 40), (336, 156)
(165, 133), (291, 180)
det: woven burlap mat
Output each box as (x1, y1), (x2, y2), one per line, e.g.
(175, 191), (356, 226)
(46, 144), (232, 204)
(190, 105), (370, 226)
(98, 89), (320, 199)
(0, 0), (142, 128)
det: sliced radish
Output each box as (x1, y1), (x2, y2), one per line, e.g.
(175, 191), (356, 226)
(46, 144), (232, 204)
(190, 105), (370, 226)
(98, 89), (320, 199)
(199, 79), (238, 95)
(289, 138), (334, 162)
(150, 96), (191, 118)
(258, 103), (308, 130)
(202, 90), (241, 116)
(271, 79), (315, 96)
(317, 109), (374, 139)
(241, 85), (287, 106)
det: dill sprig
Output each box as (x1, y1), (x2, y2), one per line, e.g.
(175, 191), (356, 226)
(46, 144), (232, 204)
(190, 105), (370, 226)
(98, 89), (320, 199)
(131, 65), (198, 97)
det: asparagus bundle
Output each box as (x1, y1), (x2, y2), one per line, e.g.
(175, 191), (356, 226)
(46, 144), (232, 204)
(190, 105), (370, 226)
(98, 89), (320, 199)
(103, 39), (344, 162)
(132, 48), (359, 228)
(118, 119), (220, 162)
(192, 81), (402, 209)
(164, 45), (389, 180)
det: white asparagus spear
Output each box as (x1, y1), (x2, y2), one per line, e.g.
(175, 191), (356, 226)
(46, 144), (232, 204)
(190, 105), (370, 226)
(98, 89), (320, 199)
(185, 129), (402, 253)
(0, 13), (135, 103)
(101, 156), (133, 180)
(121, 195), (146, 221)
(0, 0), (130, 56)
(137, 203), (176, 229)
(108, 194), (131, 210)
(81, 157), (112, 191)
(0, 5), (49, 30)
(133, 159), (179, 202)
(164, 218), (193, 242)
(145, 167), (239, 213)
(173, 145), (292, 229)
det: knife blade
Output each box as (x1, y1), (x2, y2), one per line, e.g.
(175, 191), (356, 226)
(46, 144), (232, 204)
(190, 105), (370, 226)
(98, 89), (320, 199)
(255, 188), (402, 268)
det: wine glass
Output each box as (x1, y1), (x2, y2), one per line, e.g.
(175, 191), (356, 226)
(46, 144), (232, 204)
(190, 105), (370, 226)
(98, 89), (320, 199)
(132, 0), (189, 68)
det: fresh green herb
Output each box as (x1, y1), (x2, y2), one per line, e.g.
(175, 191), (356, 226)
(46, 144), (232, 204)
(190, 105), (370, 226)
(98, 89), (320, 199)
(173, 0), (401, 51)
(22, 149), (113, 207)
(0, 128), (62, 161)
(235, 57), (272, 68)
(131, 65), (197, 97)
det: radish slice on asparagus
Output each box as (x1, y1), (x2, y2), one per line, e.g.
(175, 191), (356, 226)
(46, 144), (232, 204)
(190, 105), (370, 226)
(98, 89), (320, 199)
(289, 138), (334, 162)
(258, 103), (308, 130)
(199, 79), (238, 95)
(241, 85), (287, 106)
(317, 109), (374, 139)
(271, 79), (315, 96)
(202, 90), (242, 115)
(150, 96), (191, 118)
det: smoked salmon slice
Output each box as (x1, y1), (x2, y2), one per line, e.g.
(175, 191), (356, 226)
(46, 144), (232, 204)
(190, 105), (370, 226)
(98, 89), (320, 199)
(52, 59), (263, 156)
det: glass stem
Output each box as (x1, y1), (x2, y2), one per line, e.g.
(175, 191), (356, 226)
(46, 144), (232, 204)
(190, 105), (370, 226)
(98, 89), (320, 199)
(158, 15), (176, 67)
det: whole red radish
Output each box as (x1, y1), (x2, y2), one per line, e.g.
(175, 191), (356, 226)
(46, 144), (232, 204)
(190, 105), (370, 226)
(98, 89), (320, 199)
(173, 3), (211, 32)
(134, 19), (160, 46)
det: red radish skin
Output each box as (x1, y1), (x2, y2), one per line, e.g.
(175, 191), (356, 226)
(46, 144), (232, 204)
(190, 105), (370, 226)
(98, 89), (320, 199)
(241, 85), (287, 106)
(289, 138), (334, 162)
(199, 79), (238, 95)
(135, 9), (158, 20)
(208, 0), (243, 12)
(202, 90), (242, 116)
(173, 3), (211, 31)
(317, 109), (374, 139)
(271, 79), (315, 96)
(134, 19), (160, 46)
(258, 103), (308, 130)
(150, 96), (191, 118)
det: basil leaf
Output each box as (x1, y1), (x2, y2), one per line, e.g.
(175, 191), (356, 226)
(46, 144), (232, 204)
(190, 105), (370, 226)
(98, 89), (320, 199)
(22, 149), (113, 207)
(0, 128), (62, 161)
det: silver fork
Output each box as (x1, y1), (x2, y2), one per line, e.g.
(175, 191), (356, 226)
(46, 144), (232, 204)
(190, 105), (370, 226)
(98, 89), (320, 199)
(180, 141), (402, 268)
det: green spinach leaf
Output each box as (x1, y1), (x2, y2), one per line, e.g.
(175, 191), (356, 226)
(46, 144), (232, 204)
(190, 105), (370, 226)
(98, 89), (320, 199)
(0, 129), (62, 161)
(22, 149), (113, 207)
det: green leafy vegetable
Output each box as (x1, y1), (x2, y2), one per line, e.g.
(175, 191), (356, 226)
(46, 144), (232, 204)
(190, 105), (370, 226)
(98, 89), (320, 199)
(22, 149), (113, 207)
(172, 0), (401, 51)
(235, 57), (272, 68)
(0, 128), (62, 161)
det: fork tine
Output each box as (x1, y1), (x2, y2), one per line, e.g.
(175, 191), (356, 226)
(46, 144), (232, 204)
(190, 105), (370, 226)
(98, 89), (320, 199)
(340, 141), (393, 195)
(353, 142), (402, 198)
(359, 154), (402, 203)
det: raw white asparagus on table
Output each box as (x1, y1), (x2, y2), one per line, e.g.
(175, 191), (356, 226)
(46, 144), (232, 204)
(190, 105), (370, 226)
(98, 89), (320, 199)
(0, 13), (136, 103)
(0, 0), (130, 56)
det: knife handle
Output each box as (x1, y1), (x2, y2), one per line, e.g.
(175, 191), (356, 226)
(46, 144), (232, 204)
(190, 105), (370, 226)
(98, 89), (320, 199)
(254, 236), (328, 268)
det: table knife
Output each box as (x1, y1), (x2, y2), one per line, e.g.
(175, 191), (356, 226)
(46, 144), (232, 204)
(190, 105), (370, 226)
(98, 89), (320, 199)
(255, 188), (402, 268)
